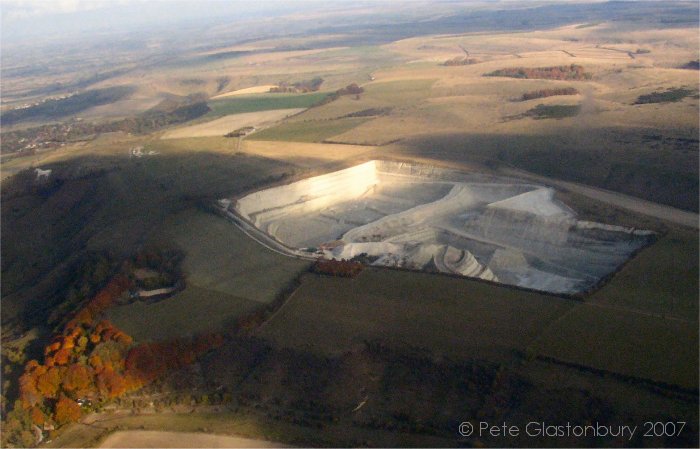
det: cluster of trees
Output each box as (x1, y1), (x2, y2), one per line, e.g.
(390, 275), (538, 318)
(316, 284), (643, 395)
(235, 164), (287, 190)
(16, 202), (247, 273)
(64, 275), (131, 329)
(523, 104), (581, 120)
(225, 126), (255, 138)
(315, 83), (366, 107)
(486, 64), (592, 80)
(43, 253), (114, 327)
(4, 271), (223, 447)
(634, 87), (695, 104)
(680, 60), (699, 70)
(519, 87), (579, 101)
(125, 334), (224, 384)
(340, 107), (392, 118)
(270, 77), (324, 93)
(335, 83), (364, 96)
(14, 276), (135, 432)
(442, 57), (479, 66)
(313, 259), (364, 278)
(126, 248), (183, 292)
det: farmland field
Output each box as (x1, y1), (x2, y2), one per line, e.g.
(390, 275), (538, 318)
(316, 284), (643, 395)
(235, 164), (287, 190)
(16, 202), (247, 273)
(531, 304), (698, 389)
(161, 108), (305, 139)
(206, 93), (329, 118)
(588, 228), (699, 320)
(107, 209), (310, 341)
(239, 140), (378, 166)
(211, 85), (280, 99)
(257, 269), (576, 362)
(248, 117), (370, 143)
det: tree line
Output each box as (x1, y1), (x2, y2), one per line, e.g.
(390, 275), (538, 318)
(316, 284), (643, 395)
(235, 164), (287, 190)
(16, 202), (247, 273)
(3, 267), (223, 447)
(485, 64), (592, 80)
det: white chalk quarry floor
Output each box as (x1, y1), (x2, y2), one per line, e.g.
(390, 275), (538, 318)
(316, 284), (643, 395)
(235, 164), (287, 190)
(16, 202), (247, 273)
(229, 161), (654, 294)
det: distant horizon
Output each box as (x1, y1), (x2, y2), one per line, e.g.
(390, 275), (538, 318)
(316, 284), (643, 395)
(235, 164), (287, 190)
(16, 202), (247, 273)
(0, 0), (677, 44)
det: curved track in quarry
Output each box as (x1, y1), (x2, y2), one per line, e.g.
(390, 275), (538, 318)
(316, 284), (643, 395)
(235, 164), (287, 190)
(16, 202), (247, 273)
(222, 160), (655, 295)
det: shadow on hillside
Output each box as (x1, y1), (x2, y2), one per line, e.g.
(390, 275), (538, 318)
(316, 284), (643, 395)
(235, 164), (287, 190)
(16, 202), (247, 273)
(399, 129), (699, 212)
(0, 151), (308, 328)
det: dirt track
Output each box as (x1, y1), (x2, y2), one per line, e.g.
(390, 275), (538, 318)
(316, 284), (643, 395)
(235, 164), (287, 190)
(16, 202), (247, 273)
(499, 167), (699, 229)
(99, 430), (289, 448)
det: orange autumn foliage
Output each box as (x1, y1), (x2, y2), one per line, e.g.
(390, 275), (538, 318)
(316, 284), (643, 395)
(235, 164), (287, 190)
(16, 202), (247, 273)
(65, 275), (131, 329)
(16, 272), (224, 432)
(88, 354), (103, 372)
(54, 395), (82, 424)
(53, 348), (71, 366)
(85, 275), (130, 316)
(26, 360), (40, 370)
(96, 367), (127, 398)
(125, 333), (224, 385)
(31, 407), (46, 425)
(45, 342), (61, 355)
(18, 371), (41, 408)
(62, 337), (75, 350)
(313, 258), (364, 278)
(62, 364), (92, 396)
(36, 367), (62, 398)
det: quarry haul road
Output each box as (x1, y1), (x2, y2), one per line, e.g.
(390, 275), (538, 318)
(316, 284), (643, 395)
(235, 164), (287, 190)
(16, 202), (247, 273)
(499, 168), (699, 229)
(222, 209), (316, 260)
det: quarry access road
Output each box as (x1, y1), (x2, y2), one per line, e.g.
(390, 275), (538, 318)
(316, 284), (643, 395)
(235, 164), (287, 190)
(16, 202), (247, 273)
(221, 208), (317, 261)
(499, 168), (699, 229)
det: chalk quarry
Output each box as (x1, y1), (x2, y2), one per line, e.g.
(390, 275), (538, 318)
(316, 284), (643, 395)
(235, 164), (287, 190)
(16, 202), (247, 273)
(228, 160), (654, 294)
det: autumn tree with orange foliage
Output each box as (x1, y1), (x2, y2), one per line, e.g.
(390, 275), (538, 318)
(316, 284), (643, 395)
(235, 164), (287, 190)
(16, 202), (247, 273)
(14, 270), (225, 439)
(313, 258), (364, 278)
(96, 367), (128, 398)
(36, 367), (63, 399)
(62, 364), (93, 397)
(30, 407), (47, 426)
(54, 395), (82, 424)
(125, 333), (224, 386)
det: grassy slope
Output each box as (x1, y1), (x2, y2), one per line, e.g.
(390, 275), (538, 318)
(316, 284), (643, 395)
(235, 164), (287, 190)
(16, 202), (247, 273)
(106, 286), (259, 342)
(248, 79), (436, 143)
(248, 117), (370, 142)
(531, 304), (698, 389)
(1, 136), (294, 326)
(400, 128), (699, 212)
(257, 269), (575, 362)
(206, 93), (329, 118)
(589, 228), (699, 320)
(107, 209), (310, 341)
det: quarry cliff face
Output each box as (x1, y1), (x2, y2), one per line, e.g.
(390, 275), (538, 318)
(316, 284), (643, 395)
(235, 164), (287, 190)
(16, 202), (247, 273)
(232, 160), (654, 294)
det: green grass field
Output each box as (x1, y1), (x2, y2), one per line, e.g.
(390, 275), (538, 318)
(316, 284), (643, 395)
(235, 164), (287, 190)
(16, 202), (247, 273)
(106, 286), (260, 341)
(248, 117), (370, 142)
(531, 304), (698, 389)
(362, 79), (437, 105)
(589, 228), (699, 320)
(257, 269), (575, 361)
(107, 209), (310, 341)
(206, 93), (329, 118)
